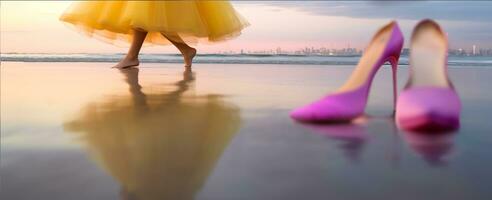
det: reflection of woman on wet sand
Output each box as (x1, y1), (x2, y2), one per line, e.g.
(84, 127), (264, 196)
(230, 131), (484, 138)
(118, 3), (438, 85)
(64, 68), (241, 200)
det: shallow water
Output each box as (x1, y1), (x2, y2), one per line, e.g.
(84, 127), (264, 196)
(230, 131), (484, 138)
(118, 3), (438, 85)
(2, 53), (492, 66)
(1, 62), (492, 200)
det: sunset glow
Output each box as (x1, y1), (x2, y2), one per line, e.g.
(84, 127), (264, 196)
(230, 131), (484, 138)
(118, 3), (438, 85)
(1, 1), (492, 54)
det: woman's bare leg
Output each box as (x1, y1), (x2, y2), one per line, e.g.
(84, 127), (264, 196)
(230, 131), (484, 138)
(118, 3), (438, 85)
(113, 30), (148, 69)
(161, 33), (197, 68)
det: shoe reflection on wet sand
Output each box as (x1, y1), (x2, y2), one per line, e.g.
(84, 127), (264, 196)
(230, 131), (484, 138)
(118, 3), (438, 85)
(298, 117), (457, 166)
(301, 118), (369, 163)
(402, 131), (456, 167)
(63, 68), (241, 200)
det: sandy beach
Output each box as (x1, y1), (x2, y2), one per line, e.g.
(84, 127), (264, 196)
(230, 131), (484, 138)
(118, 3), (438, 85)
(1, 61), (492, 200)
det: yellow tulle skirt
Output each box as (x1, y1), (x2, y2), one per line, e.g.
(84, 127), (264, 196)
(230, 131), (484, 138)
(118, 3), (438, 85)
(59, 1), (249, 46)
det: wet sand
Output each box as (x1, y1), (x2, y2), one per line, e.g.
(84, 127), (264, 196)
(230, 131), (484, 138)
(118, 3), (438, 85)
(1, 62), (492, 200)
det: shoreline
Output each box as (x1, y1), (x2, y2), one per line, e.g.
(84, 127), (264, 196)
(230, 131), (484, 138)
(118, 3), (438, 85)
(2, 53), (492, 66)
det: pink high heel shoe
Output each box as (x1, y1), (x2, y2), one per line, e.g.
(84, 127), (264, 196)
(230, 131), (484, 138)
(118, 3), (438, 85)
(290, 21), (404, 122)
(396, 19), (461, 132)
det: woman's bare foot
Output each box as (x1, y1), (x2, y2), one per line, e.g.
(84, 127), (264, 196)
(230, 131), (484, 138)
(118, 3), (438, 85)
(183, 47), (197, 67)
(112, 57), (140, 69)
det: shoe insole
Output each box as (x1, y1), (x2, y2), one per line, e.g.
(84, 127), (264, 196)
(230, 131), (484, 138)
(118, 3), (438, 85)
(338, 23), (392, 92)
(410, 26), (448, 87)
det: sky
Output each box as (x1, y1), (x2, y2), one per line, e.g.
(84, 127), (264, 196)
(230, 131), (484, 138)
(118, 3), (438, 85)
(1, 1), (491, 54)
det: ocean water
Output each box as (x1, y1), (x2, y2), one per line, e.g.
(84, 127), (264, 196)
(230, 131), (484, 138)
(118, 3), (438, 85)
(1, 53), (492, 66)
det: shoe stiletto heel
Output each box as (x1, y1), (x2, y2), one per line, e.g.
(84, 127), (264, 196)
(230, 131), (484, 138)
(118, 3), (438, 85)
(388, 55), (399, 112)
(290, 21), (404, 122)
(395, 19), (461, 132)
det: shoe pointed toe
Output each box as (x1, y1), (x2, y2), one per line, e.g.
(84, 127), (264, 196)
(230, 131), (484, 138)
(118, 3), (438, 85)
(290, 106), (314, 121)
(290, 95), (363, 123)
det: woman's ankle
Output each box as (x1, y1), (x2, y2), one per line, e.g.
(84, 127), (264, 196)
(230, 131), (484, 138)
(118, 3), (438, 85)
(124, 55), (139, 62)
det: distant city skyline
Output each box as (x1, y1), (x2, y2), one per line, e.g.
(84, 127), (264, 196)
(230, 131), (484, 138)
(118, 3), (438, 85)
(218, 45), (492, 57)
(3, 45), (491, 57)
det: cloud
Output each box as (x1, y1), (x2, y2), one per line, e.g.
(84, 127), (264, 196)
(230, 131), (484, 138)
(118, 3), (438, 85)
(240, 1), (492, 48)
(258, 1), (492, 22)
